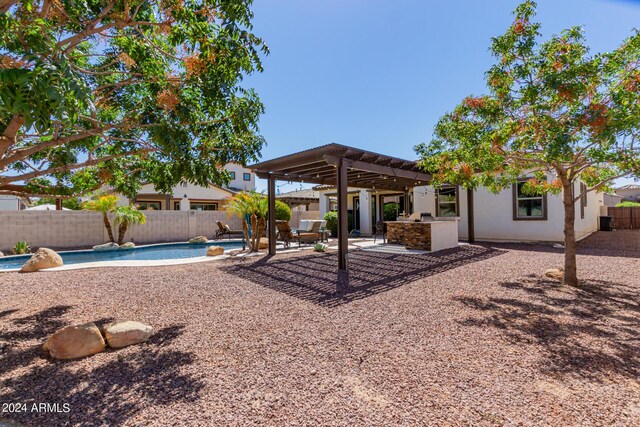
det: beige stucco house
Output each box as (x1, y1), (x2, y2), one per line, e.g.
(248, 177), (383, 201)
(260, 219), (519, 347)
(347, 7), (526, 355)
(317, 176), (603, 243)
(615, 184), (640, 203)
(118, 163), (255, 211)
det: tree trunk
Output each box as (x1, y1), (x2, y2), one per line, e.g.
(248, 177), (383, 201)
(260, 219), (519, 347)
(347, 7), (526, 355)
(562, 181), (578, 286)
(242, 219), (250, 250)
(255, 217), (265, 251)
(117, 221), (128, 245)
(103, 213), (115, 243)
(250, 214), (258, 252)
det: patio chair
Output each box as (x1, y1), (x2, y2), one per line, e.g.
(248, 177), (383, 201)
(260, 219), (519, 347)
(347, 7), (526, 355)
(214, 221), (244, 240)
(275, 220), (295, 248)
(296, 221), (321, 247)
(373, 220), (386, 243)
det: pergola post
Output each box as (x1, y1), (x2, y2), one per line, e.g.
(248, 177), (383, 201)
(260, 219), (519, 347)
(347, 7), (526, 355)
(267, 174), (276, 256)
(467, 188), (475, 243)
(337, 159), (348, 270)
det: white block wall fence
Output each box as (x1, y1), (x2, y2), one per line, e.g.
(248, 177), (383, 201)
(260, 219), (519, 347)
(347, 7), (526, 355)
(0, 210), (320, 252)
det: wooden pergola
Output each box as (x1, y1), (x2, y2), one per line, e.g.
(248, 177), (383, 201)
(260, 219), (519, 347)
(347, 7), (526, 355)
(250, 143), (475, 272)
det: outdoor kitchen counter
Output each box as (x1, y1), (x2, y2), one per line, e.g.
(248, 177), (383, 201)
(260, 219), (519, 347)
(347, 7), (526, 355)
(385, 220), (459, 251)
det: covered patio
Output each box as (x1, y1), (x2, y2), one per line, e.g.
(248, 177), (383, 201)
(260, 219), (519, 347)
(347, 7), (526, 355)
(250, 144), (476, 279)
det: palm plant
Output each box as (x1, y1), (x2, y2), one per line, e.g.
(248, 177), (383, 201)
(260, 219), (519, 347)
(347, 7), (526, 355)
(226, 191), (268, 252)
(113, 206), (147, 245)
(83, 195), (119, 242)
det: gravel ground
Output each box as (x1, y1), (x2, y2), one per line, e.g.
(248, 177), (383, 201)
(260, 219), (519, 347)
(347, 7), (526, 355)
(0, 240), (639, 426)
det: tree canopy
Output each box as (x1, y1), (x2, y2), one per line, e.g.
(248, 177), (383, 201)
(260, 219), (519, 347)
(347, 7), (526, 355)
(415, 1), (640, 285)
(0, 0), (267, 199)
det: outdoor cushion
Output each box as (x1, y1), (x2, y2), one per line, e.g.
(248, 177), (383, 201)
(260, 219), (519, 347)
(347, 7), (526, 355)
(298, 220), (314, 231)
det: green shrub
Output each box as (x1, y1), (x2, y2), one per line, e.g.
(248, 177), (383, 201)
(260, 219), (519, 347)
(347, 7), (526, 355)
(323, 211), (338, 237)
(616, 201), (640, 207)
(13, 241), (30, 255)
(383, 203), (400, 220)
(275, 200), (292, 221)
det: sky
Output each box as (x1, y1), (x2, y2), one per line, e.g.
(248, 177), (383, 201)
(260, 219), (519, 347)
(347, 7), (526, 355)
(244, 0), (640, 192)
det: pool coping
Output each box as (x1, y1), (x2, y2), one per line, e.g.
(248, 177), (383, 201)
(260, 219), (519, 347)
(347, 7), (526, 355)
(0, 239), (246, 273)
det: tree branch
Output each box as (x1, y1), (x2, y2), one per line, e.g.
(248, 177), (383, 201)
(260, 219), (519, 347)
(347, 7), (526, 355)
(0, 149), (154, 184)
(0, 114), (25, 158)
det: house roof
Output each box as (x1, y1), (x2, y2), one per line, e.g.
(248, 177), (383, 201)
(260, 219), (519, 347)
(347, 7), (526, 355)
(276, 188), (320, 200)
(249, 143), (431, 192)
(616, 184), (640, 190)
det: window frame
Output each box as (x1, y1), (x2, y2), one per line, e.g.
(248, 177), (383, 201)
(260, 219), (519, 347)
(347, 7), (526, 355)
(137, 200), (162, 211)
(243, 172), (251, 181)
(229, 171), (236, 180)
(189, 202), (218, 211)
(512, 179), (548, 221)
(580, 182), (587, 219)
(435, 186), (459, 217)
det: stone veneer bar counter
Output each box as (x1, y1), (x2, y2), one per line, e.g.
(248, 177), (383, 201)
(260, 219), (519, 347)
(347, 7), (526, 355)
(385, 220), (459, 251)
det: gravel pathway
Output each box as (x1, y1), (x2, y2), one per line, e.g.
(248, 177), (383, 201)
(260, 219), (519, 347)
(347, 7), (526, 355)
(0, 242), (638, 426)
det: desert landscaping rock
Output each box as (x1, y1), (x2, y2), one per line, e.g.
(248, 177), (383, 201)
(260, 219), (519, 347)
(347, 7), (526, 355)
(102, 321), (153, 348)
(544, 267), (564, 281)
(93, 242), (119, 251)
(189, 236), (208, 244)
(43, 322), (105, 359)
(120, 242), (136, 249)
(1, 242), (638, 426)
(206, 246), (224, 257)
(20, 248), (63, 272)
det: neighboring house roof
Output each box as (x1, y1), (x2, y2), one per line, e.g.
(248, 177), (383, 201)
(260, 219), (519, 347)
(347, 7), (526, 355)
(224, 186), (245, 194)
(616, 184), (640, 190)
(276, 189), (320, 200)
(312, 185), (360, 192)
(26, 204), (71, 211)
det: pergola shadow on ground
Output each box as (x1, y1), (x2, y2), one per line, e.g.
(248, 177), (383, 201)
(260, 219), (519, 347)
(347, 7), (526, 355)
(222, 245), (505, 308)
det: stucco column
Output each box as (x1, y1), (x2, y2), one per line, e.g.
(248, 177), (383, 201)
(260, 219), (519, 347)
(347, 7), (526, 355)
(359, 189), (372, 236)
(319, 193), (329, 218)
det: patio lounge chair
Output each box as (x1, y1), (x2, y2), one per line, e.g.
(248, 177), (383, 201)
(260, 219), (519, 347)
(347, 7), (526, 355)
(275, 220), (294, 248)
(297, 221), (321, 246)
(276, 220), (321, 248)
(214, 221), (244, 240)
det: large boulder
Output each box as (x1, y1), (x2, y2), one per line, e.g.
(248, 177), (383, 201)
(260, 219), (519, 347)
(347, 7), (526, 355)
(258, 239), (269, 250)
(21, 248), (63, 272)
(0, 251), (4, 257)
(189, 236), (208, 244)
(120, 242), (135, 249)
(43, 322), (105, 359)
(102, 321), (153, 348)
(93, 242), (119, 251)
(544, 268), (564, 282)
(206, 246), (224, 257)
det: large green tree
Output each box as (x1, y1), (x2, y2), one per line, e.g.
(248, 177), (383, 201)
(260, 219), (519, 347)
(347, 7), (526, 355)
(0, 0), (267, 199)
(415, 1), (640, 286)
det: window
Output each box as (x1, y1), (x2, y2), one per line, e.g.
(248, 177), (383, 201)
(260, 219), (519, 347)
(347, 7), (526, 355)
(243, 172), (251, 181)
(513, 180), (547, 220)
(180, 181), (188, 188)
(137, 201), (161, 210)
(229, 171), (236, 179)
(436, 186), (458, 217)
(580, 182), (587, 219)
(190, 202), (218, 211)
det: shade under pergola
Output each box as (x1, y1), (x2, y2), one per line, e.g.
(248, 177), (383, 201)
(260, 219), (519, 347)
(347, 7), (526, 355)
(250, 143), (439, 274)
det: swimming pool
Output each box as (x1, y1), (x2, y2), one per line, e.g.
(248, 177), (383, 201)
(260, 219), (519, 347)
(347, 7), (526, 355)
(0, 241), (243, 271)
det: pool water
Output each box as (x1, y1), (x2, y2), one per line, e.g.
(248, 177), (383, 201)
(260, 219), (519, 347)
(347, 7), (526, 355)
(0, 241), (243, 270)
